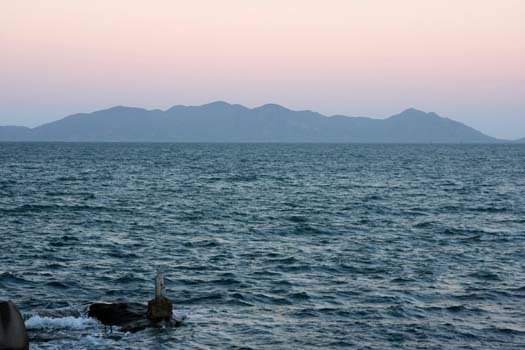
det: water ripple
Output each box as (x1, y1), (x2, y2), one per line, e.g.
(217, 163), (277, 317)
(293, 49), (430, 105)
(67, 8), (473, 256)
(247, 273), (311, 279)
(1, 143), (524, 349)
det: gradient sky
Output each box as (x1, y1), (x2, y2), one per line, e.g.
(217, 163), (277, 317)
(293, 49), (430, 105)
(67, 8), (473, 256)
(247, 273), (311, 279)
(1, 0), (524, 139)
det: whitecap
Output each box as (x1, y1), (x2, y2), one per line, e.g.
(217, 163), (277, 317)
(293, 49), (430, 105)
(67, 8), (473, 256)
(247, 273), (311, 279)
(25, 315), (99, 330)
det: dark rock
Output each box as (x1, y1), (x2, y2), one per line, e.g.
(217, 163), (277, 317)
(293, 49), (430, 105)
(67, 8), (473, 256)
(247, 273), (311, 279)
(88, 272), (182, 333)
(147, 296), (172, 322)
(88, 302), (182, 333)
(0, 300), (29, 350)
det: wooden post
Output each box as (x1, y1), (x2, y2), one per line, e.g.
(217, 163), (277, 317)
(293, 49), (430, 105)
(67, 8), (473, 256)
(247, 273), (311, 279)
(155, 270), (167, 299)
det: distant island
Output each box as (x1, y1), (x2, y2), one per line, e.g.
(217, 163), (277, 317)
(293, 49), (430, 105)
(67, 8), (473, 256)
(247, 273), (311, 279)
(0, 102), (523, 143)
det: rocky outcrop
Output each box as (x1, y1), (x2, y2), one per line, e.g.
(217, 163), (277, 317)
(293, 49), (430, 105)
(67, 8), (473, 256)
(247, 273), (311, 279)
(0, 301), (29, 350)
(88, 302), (153, 333)
(88, 272), (180, 333)
(147, 271), (173, 322)
(88, 301), (182, 333)
(147, 297), (173, 323)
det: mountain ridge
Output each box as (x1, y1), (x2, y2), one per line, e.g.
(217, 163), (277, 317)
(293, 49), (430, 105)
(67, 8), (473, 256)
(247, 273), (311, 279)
(0, 102), (518, 143)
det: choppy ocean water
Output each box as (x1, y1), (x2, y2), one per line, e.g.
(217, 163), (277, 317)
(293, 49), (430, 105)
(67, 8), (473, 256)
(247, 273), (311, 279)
(1, 143), (524, 350)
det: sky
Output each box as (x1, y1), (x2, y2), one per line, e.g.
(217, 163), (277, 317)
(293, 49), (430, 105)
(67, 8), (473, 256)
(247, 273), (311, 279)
(1, 0), (524, 139)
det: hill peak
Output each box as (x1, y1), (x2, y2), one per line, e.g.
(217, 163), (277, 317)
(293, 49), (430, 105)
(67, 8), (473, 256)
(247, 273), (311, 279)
(389, 108), (441, 121)
(100, 105), (146, 113)
(254, 103), (290, 112)
(201, 101), (233, 108)
(402, 107), (426, 114)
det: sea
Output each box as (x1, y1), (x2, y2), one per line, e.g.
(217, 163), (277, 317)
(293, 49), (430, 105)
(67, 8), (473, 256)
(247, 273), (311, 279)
(1, 143), (524, 350)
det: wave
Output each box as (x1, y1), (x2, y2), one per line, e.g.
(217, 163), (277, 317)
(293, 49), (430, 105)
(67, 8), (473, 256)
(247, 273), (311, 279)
(226, 175), (258, 182)
(468, 271), (502, 281)
(485, 326), (525, 335)
(469, 206), (509, 213)
(288, 215), (308, 223)
(413, 221), (434, 228)
(508, 285), (525, 292)
(288, 291), (310, 300)
(25, 315), (99, 330)
(0, 272), (36, 286)
(422, 305), (485, 314)
(0, 203), (130, 214)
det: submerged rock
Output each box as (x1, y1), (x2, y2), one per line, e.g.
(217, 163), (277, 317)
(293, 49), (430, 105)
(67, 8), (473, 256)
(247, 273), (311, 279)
(0, 300), (29, 350)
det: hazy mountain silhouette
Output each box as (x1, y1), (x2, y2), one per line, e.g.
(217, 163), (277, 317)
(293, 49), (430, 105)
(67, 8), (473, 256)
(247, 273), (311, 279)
(0, 126), (33, 141)
(0, 102), (514, 142)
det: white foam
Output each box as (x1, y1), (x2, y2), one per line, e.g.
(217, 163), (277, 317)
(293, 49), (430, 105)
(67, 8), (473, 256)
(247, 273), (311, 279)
(29, 335), (120, 350)
(173, 309), (190, 320)
(25, 315), (99, 330)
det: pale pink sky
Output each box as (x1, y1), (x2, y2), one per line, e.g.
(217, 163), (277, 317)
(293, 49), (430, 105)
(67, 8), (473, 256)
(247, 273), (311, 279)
(1, 0), (524, 138)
